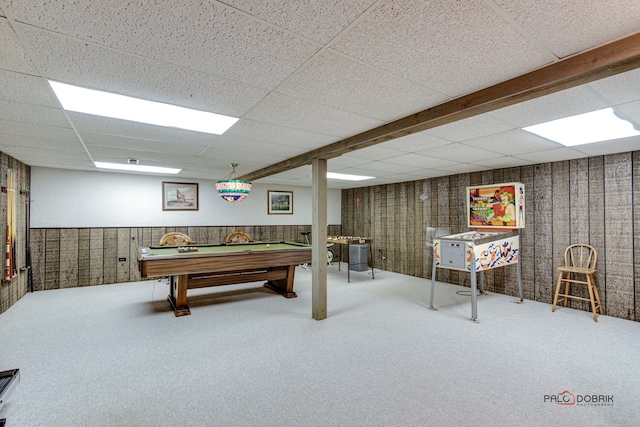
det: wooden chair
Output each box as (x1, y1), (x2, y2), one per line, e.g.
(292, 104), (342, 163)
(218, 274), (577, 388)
(159, 232), (194, 246)
(552, 244), (603, 322)
(225, 231), (253, 244)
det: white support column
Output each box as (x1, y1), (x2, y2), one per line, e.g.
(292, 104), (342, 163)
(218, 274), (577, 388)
(311, 158), (327, 320)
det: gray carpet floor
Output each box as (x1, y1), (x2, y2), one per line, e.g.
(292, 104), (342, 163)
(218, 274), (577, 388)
(1, 264), (639, 426)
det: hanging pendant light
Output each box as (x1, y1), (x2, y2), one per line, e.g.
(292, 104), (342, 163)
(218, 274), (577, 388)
(215, 163), (251, 202)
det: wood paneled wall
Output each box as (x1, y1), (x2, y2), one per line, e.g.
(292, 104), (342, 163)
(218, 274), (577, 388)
(29, 225), (342, 292)
(342, 151), (640, 322)
(0, 154), (30, 314)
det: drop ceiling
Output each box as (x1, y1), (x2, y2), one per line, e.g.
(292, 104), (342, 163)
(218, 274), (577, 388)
(1, 0), (639, 189)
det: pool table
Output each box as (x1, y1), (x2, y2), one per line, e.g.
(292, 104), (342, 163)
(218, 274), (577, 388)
(137, 241), (311, 316)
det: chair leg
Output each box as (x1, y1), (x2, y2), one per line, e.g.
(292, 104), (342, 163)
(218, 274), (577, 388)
(585, 275), (598, 322)
(562, 273), (571, 307)
(590, 275), (604, 315)
(552, 272), (563, 312)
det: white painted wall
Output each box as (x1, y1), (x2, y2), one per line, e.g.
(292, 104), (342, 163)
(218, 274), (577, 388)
(31, 167), (342, 228)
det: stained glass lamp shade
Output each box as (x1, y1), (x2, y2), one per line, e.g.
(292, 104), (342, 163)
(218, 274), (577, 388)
(215, 163), (251, 202)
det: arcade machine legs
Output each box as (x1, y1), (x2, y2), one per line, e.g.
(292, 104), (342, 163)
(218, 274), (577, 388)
(429, 255), (524, 322)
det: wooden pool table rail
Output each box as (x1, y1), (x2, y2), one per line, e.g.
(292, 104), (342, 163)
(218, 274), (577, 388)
(137, 242), (311, 316)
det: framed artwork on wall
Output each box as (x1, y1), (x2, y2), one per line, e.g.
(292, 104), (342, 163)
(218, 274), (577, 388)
(268, 190), (293, 214)
(162, 182), (199, 211)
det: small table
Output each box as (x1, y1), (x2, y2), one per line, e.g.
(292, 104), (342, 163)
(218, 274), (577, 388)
(138, 242), (311, 316)
(327, 237), (375, 283)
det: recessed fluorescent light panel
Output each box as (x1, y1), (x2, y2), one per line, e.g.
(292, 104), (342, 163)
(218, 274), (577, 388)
(49, 81), (238, 135)
(327, 172), (375, 181)
(94, 162), (180, 174)
(523, 108), (640, 146)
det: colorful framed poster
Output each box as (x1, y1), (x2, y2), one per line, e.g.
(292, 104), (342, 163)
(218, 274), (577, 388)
(162, 182), (199, 211)
(467, 182), (524, 229)
(268, 190), (293, 214)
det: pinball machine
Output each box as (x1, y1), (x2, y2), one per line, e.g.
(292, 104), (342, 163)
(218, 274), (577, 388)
(429, 182), (525, 321)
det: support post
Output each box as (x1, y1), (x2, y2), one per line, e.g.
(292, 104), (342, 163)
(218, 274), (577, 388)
(311, 158), (327, 320)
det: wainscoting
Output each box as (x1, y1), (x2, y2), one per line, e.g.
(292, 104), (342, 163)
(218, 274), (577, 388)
(341, 151), (640, 322)
(29, 225), (342, 292)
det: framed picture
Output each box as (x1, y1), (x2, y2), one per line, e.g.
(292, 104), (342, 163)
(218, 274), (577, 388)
(162, 182), (199, 211)
(268, 190), (293, 214)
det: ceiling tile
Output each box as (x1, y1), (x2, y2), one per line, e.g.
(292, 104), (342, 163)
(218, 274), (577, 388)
(493, 0), (640, 58)
(423, 114), (515, 142)
(191, 149), (286, 170)
(253, 166), (316, 186)
(0, 119), (75, 140)
(0, 70), (59, 107)
(277, 50), (447, 121)
(10, 156), (94, 170)
(0, 99), (68, 128)
(81, 133), (208, 157)
(615, 100), (640, 127)
(333, 165), (397, 176)
(489, 85), (609, 127)
(328, 156), (372, 169)
(205, 135), (311, 159)
(569, 135), (640, 157)
(461, 129), (562, 155)
(85, 145), (196, 164)
(0, 17), (38, 74)
(469, 156), (534, 169)
(414, 142), (501, 162)
(331, 0), (552, 96)
(0, 135), (85, 153)
(223, 119), (335, 150)
(433, 163), (490, 174)
(357, 160), (428, 174)
(220, 0), (377, 44)
(342, 145), (407, 162)
(589, 69), (640, 106)
(380, 132), (452, 153)
(381, 152), (460, 169)
(244, 92), (383, 137)
(367, 173), (425, 185)
(513, 147), (590, 164)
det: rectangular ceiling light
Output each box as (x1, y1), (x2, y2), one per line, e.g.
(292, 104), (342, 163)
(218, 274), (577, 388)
(49, 81), (239, 135)
(327, 172), (375, 181)
(523, 108), (640, 146)
(94, 162), (181, 174)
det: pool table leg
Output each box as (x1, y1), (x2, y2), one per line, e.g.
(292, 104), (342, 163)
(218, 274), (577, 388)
(168, 275), (191, 316)
(263, 265), (297, 298)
